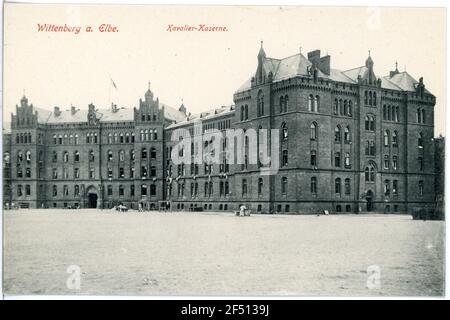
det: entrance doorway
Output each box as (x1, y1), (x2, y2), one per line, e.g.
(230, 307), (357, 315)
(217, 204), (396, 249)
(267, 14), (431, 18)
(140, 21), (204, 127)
(366, 190), (373, 212)
(88, 193), (98, 208)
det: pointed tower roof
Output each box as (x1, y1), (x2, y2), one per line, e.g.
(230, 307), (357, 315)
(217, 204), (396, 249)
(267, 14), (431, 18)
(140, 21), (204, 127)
(258, 40), (266, 59)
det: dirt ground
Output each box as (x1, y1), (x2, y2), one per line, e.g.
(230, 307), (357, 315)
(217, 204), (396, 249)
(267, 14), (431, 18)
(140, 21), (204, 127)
(3, 209), (445, 297)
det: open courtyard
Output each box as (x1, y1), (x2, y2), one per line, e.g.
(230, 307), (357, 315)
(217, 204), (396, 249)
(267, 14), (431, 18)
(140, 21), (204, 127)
(3, 209), (445, 296)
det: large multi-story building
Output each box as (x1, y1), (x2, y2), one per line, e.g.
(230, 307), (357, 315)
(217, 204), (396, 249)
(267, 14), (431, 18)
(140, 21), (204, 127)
(2, 44), (437, 214)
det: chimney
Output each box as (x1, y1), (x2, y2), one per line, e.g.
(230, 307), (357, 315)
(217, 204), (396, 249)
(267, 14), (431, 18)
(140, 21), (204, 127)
(319, 55), (331, 75)
(54, 106), (61, 117)
(111, 103), (118, 113)
(71, 105), (77, 115)
(307, 49), (321, 66)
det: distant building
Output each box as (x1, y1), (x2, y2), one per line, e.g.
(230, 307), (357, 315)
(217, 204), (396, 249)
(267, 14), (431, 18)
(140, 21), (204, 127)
(2, 44), (437, 214)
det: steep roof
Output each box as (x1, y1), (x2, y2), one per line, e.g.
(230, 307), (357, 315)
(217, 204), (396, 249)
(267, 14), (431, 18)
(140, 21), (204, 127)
(166, 105), (234, 130)
(236, 50), (430, 95)
(30, 102), (184, 125)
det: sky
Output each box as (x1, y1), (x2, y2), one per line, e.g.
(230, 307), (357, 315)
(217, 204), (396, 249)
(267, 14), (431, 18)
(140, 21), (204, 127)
(3, 4), (446, 136)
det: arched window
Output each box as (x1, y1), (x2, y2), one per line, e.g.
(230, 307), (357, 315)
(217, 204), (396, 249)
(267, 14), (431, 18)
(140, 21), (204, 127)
(154, 129), (158, 140)
(74, 134), (79, 144)
(334, 126), (341, 142)
(344, 126), (351, 142)
(383, 105), (387, 120)
(258, 178), (263, 195)
(141, 147), (147, 159)
(418, 132), (423, 148)
(26, 150), (31, 162)
(365, 116), (370, 130)
(119, 150), (125, 162)
(240, 106), (244, 121)
(69, 134), (73, 144)
(311, 177), (317, 194)
(421, 109), (426, 124)
(107, 150), (113, 161)
(365, 167), (370, 181)
(284, 95), (289, 113)
(144, 130), (149, 141)
(364, 91), (368, 105)
(314, 95), (320, 112)
(370, 116), (375, 131)
(310, 150), (317, 166)
(89, 150), (94, 162)
(339, 99), (343, 115)
(334, 152), (341, 167)
(310, 123), (317, 140)
(392, 131), (398, 147)
(348, 101), (353, 116)
(373, 92), (377, 106)
(370, 166), (375, 181)
(74, 151), (80, 162)
(384, 180), (390, 195)
(417, 108), (421, 123)
(119, 133), (124, 144)
(335, 178), (341, 194)
(384, 130), (390, 146)
(308, 95), (313, 112)
(130, 150), (135, 161)
(257, 91), (264, 117)
(63, 151), (69, 162)
(345, 178), (351, 195)
(280, 96), (285, 113)
(344, 100), (348, 115)
(387, 105), (392, 121)
(334, 99), (338, 114)
(281, 177), (287, 194)
(368, 91), (372, 105)
(384, 155), (390, 169)
(244, 105), (249, 120)
(281, 122), (288, 140)
(344, 152), (350, 167)
(150, 147), (156, 159)
(393, 156), (398, 170)
(140, 129), (144, 141)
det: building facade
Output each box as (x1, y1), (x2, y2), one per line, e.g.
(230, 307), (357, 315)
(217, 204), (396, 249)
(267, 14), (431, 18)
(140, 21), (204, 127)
(3, 45), (437, 213)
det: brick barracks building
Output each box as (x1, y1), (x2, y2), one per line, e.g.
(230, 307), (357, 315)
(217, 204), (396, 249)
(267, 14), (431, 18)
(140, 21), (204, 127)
(3, 44), (437, 214)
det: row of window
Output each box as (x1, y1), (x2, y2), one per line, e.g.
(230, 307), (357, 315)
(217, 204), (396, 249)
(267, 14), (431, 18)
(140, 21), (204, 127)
(108, 132), (136, 144)
(53, 134), (80, 145)
(140, 113), (159, 122)
(13, 180), (427, 198)
(364, 90), (377, 106)
(383, 105), (400, 122)
(416, 108), (426, 124)
(333, 99), (353, 117)
(138, 130), (157, 142)
(49, 147), (158, 164)
(15, 132), (33, 144)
